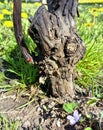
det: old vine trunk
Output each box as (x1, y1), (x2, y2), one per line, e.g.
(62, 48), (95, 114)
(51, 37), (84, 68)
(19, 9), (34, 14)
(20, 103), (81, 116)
(28, 0), (86, 97)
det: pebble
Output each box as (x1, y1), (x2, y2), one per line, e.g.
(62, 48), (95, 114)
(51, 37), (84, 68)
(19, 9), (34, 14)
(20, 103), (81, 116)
(37, 106), (42, 112)
(57, 120), (61, 127)
(18, 126), (23, 130)
(22, 120), (31, 129)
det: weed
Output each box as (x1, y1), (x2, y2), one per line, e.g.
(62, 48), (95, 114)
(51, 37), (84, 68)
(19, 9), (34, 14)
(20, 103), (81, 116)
(0, 114), (20, 130)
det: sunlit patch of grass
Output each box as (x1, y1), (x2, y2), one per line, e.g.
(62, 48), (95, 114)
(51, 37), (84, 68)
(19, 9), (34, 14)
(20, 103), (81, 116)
(0, 2), (39, 93)
(76, 5), (103, 92)
(5, 46), (39, 85)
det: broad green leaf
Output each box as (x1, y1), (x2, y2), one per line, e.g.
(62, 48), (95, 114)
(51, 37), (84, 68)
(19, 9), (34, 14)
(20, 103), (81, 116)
(84, 127), (92, 130)
(63, 102), (79, 113)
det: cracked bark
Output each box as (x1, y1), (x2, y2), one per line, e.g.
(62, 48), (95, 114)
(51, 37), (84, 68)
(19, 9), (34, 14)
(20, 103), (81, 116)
(28, 0), (86, 97)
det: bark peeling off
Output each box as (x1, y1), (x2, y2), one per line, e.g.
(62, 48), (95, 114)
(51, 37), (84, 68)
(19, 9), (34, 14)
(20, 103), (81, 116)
(28, 0), (86, 97)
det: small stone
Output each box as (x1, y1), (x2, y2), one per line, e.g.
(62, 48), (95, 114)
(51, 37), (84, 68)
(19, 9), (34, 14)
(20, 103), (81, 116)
(18, 126), (23, 130)
(39, 117), (44, 124)
(51, 111), (56, 118)
(37, 107), (42, 112)
(33, 128), (37, 130)
(57, 120), (61, 127)
(22, 120), (31, 128)
(48, 101), (55, 108)
(39, 76), (46, 84)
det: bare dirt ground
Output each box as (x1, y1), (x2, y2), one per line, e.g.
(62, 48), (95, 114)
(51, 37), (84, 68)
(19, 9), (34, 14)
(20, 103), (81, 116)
(0, 90), (103, 130)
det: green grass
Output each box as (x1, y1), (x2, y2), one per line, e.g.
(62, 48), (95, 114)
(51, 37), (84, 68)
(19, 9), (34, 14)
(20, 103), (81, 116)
(0, 2), (103, 96)
(0, 114), (20, 130)
(76, 4), (103, 95)
(0, 2), (39, 92)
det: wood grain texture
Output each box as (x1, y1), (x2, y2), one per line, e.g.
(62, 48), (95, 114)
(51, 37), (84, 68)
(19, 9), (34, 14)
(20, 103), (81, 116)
(28, 0), (86, 97)
(13, 0), (86, 98)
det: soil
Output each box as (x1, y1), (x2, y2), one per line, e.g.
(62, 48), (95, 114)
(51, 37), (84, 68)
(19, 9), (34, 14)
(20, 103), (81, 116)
(0, 89), (103, 130)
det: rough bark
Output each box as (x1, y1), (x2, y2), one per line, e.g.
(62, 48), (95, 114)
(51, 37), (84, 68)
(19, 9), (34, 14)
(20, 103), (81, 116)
(28, 0), (86, 97)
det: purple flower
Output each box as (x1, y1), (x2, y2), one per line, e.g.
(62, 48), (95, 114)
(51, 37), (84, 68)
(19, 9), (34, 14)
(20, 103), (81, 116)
(67, 110), (81, 125)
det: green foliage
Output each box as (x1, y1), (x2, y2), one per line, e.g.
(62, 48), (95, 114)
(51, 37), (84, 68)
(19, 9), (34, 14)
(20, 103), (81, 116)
(76, 5), (103, 90)
(5, 48), (38, 85)
(84, 127), (92, 130)
(0, 114), (20, 130)
(63, 102), (79, 113)
(16, 98), (35, 109)
(87, 97), (99, 106)
(0, 2), (39, 92)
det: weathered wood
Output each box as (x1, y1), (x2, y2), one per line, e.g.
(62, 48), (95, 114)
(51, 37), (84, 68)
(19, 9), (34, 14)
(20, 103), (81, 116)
(13, 0), (86, 98)
(28, 0), (86, 97)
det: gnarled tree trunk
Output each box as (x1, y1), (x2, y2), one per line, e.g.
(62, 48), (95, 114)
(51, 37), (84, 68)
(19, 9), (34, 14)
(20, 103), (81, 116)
(28, 0), (86, 97)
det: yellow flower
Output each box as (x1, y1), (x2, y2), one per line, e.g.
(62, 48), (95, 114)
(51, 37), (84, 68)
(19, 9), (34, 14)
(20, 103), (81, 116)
(79, 0), (103, 3)
(85, 23), (94, 27)
(2, 9), (8, 14)
(7, 11), (12, 15)
(88, 8), (98, 14)
(0, 14), (4, 20)
(34, 2), (41, 7)
(99, 8), (103, 12)
(2, 9), (12, 15)
(93, 12), (98, 17)
(3, 21), (13, 27)
(91, 8), (98, 12)
(21, 13), (28, 19)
